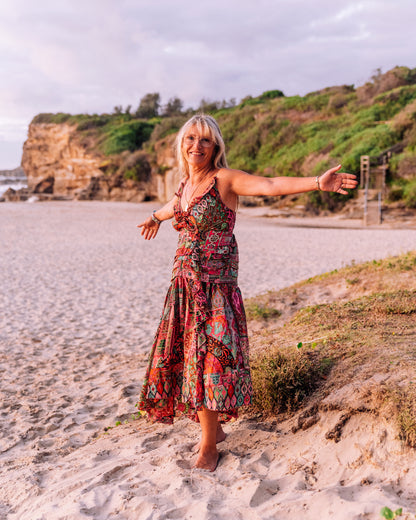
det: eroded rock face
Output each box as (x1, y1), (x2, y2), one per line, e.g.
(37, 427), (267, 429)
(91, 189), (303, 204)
(21, 123), (174, 202)
(22, 123), (103, 196)
(153, 135), (183, 202)
(1, 187), (30, 202)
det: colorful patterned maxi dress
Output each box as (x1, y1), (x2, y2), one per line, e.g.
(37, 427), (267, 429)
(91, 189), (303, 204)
(138, 177), (253, 423)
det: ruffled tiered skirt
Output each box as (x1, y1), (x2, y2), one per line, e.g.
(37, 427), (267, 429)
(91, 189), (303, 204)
(138, 275), (252, 423)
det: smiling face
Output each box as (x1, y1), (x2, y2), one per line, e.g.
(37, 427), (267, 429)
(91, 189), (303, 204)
(182, 125), (216, 171)
(176, 115), (228, 178)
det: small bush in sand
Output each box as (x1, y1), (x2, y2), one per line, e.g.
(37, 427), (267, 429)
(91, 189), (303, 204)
(392, 385), (416, 448)
(380, 506), (403, 519)
(251, 349), (331, 414)
(245, 302), (282, 321)
(248, 252), (416, 447)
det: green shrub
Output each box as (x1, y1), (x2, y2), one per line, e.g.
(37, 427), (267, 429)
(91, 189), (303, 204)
(387, 183), (405, 202)
(331, 125), (399, 173)
(258, 89), (285, 101)
(149, 116), (187, 143)
(328, 93), (354, 111)
(280, 96), (305, 110)
(403, 178), (416, 207)
(32, 113), (73, 124)
(77, 115), (112, 131)
(120, 151), (151, 182)
(375, 84), (416, 115)
(396, 151), (416, 179)
(304, 92), (331, 111)
(101, 121), (154, 155)
(251, 350), (325, 414)
(245, 302), (282, 320)
(306, 190), (351, 212)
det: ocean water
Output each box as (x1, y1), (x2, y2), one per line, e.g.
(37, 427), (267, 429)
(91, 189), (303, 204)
(0, 175), (27, 196)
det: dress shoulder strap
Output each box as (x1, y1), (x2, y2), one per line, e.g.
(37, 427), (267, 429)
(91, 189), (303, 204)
(174, 179), (186, 198)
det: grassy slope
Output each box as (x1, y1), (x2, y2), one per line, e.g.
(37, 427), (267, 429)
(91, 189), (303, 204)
(31, 66), (416, 208)
(245, 251), (416, 448)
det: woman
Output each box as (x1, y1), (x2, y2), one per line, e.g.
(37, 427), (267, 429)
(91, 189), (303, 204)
(137, 114), (357, 471)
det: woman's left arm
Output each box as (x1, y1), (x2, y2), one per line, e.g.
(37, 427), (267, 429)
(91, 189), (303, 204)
(225, 165), (358, 197)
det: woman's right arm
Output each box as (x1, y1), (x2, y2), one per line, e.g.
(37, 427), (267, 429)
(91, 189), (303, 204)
(137, 195), (178, 240)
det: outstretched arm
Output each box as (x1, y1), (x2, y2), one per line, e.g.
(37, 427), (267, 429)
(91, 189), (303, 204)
(137, 195), (177, 240)
(224, 165), (358, 197)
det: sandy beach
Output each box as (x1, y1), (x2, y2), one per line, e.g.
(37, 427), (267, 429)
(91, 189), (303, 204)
(1, 201), (416, 520)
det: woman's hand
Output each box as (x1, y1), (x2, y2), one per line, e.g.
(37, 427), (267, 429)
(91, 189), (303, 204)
(137, 216), (160, 240)
(319, 165), (358, 195)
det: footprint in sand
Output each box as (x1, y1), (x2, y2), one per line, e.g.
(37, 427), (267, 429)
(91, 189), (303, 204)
(176, 459), (192, 470)
(93, 449), (112, 461)
(119, 384), (138, 398)
(140, 433), (168, 451)
(245, 449), (276, 475)
(249, 479), (280, 507)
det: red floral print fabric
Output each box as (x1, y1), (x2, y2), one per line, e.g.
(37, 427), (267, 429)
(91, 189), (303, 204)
(138, 178), (252, 423)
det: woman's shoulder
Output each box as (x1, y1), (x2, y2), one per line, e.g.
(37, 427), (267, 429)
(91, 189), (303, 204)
(216, 168), (251, 187)
(216, 167), (246, 180)
(216, 167), (241, 175)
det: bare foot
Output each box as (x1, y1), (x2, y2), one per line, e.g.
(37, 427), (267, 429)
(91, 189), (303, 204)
(193, 424), (226, 453)
(194, 448), (220, 472)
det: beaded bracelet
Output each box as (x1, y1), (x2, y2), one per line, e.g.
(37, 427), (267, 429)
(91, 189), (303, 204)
(151, 211), (161, 225)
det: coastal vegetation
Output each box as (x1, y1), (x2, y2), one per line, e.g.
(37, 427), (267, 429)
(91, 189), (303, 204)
(246, 251), (416, 448)
(31, 66), (416, 209)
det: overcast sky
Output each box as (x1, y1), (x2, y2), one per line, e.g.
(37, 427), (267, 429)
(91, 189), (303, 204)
(0, 0), (415, 169)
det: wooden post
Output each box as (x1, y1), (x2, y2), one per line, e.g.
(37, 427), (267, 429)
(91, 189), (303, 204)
(361, 155), (370, 224)
(361, 153), (389, 225)
(360, 155), (370, 189)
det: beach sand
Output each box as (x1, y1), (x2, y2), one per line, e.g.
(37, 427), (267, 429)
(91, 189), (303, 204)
(1, 201), (416, 520)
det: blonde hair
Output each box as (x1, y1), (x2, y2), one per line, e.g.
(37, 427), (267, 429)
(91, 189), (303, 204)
(175, 114), (228, 178)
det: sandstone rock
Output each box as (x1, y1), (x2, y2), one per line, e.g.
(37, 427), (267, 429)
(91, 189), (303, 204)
(153, 135), (182, 202)
(1, 187), (30, 202)
(21, 122), (180, 203)
(22, 123), (102, 196)
(34, 176), (54, 194)
(76, 177), (108, 201)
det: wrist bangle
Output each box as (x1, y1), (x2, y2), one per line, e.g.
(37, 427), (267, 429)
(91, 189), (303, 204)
(315, 176), (321, 191)
(151, 211), (161, 225)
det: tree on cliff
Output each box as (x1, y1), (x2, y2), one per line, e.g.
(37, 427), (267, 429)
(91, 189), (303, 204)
(161, 96), (184, 117)
(135, 93), (160, 118)
(197, 98), (237, 112)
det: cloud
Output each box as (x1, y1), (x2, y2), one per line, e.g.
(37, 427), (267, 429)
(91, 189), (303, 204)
(0, 0), (415, 167)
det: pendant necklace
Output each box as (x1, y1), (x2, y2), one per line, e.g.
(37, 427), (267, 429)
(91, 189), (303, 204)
(183, 174), (214, 211)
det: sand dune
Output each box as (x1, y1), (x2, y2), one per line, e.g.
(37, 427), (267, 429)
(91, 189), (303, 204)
(1, 201), (416, 520)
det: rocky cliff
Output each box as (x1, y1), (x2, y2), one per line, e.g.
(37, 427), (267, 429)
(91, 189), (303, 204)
(20, 123), (180, 202)
(153, 135), (182, 202)
(16, 66), (416, 208)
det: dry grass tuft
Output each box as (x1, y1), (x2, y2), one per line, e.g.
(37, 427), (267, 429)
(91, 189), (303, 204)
(245, 302), (282, 321)
(251, 349), (332, 414)
(247, 251), (416, 447)
(390, 385), (416, 448)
